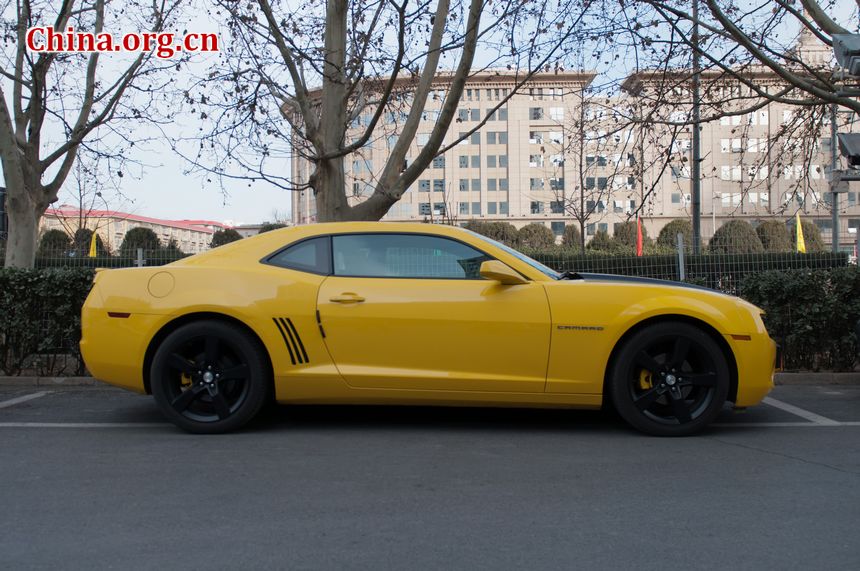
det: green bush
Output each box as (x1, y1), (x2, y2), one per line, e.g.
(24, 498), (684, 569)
(463, 220), (519, 246)
(790, 219), (826, 253)
(258, 222), (287, 233)
(657, 219), (693, 250)
(37, 229), (72, 257)
(709, 220), (764, 254)
(756, 220), (792, 252)
(518, 223), (555, 249)
(743, 267), (860, 370)
(561, 224), (583, 252)
(120, 227), (161, 256)
(72, 228), (109, 257)
(210, 228), (242, 248)
(0, 267), (94, 375)
(613, 220), (650, 249)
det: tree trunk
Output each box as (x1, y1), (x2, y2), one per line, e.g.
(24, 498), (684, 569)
(312, 159), (350, 222)
(4, 183), (40, 268)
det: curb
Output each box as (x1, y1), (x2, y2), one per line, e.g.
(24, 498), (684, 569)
(2, 373), (859, 388)
(0, 376), (105, 388)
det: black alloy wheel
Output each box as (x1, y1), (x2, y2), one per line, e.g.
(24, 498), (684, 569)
(151, 320), (270, 434)
(609, 321), (730, 436)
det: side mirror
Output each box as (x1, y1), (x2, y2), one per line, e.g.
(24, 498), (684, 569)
(480, 260), (528, 285)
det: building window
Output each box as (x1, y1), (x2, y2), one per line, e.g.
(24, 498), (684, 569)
(470, 155), (480, 169)
(459, 202), (469, 215)
(470, 133), (481, 145)
(433, 179), (445, 192)
(550, 200), (564, 214)
(417, 133), (430, 146)
(550, 178), (564, 191)
(551, 221), (565, 236)
(472, 202), (482, 215)
(499, 155), (508, 167)
(499, 202), (509, 214)
(498, 108), (508, 121)
(459, 155), (468, 168)
(530, 178), (544, 190)
(671, 193), (681, 204)
(529, 131), (544, 144)
(499, 178), (509, 191)
(419, 203), (431, 215)
(586, 177), (595, 190)
(487, 202), (497, 215)
(487, 132), (497, 144)
(487, 178), (497, 191)
(487, 155), (497, 168)
(419, 180), (430, 192)
(471, 179), (481, 192)
(499, 132), (508, 144)
(549, 131), (563, 144)
(529, 154), (544, 167)
(433, 203), (447, 216)
(597, 177), (608, 190)
(432, 156), (445, 169)
(550, 107), (564, 121)
(471, 108), (480, 121)
(458, 109), (469, 122)
(459, 179), (468, 192)
(530, 201), (544, 214)
(529, 107), (544, 120)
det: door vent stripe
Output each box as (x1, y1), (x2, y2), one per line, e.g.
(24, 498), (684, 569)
(272, 318), (309, 365)
(285, 318), (309, 363)
(272, 318), (297, 365)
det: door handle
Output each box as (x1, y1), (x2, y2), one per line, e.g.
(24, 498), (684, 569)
(329, 292), (365, 303)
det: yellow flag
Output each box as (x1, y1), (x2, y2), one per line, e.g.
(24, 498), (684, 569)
(88, 230), (98, 257)
(795, 212), (806, 254)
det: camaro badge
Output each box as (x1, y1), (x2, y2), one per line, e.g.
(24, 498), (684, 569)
(557, 325), (605, 331)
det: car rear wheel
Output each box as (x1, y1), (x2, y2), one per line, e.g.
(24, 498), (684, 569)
(609, 322), (729, 436)
(150, 320), (270, 434)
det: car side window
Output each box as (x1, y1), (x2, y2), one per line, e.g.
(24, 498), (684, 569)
(332, 234), (491, 279)
(267, 236), (332, 274)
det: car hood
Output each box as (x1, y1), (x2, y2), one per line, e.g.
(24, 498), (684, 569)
(561, 272), (717, 294)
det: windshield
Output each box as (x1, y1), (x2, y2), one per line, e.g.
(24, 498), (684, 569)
(464, 230), (560, 280)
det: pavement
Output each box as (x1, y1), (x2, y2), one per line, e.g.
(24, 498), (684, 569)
(1, 385), (858, 570)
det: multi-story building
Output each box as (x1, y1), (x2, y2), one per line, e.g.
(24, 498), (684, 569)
(41, 206), (231, 254)
(291, 33), (859, 248)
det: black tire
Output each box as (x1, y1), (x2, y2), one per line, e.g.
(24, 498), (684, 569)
(150, 320), (270, 434)
(609, 321), (730, 436)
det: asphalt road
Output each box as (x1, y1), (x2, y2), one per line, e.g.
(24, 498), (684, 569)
(1, 385), (859, 570)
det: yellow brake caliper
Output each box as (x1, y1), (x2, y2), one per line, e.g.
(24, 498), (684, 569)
(638, 369), (653, 390)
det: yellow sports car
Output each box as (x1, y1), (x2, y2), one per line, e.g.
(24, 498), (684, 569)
(81, 222), (776, 435)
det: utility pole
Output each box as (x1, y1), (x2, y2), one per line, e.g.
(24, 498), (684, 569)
(830, 104), (840, 253)
(691, 0), (702, 254)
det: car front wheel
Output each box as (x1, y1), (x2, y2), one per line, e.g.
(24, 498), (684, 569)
(150, 320), (270, 434)
(609, 321), (730, 436)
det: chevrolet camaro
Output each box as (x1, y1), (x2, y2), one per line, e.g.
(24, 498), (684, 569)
(80, 222), (776, 435)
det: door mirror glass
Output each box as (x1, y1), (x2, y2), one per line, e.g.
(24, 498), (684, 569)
(479, 260), (528, 285)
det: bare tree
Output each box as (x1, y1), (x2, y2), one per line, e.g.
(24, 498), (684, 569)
(180, 0), (590, 223)
(0, 0), (185, 267)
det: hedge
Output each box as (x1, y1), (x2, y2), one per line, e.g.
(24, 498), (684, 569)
(0, 267), (94, 375)
(743, 267), (860, 371)
(1, 256), (857, 374)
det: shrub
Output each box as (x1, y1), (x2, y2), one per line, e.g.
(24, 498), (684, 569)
(790, 219), (826, 253)
(37, 229), (72, 257)
(709, 220), (763, 254)
(0, 267), (94, 375)
(756, 220), (792, 252)
(72, 228), (109, 257)
(258, 222), (287, 234)
(517, 223), (555, 249)
(587, 229), (614, 251)
(210, 228), (242, 248)
(614, 220), (650, 249)
(742, 267), (860, 370)
(657, 219), (693, 250)
(463, 220), (519, 246)
(561, 224), (583, 252)
(120, 227), (161, 256)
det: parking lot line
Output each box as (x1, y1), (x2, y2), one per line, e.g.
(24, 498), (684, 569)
(714, 421), (860, 428)
(762, 397), (842, 425)
(0, 422), (166, 428)
(0, 391), (51, 410)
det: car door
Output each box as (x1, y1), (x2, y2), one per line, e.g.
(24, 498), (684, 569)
(317, 232), (551, 393)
